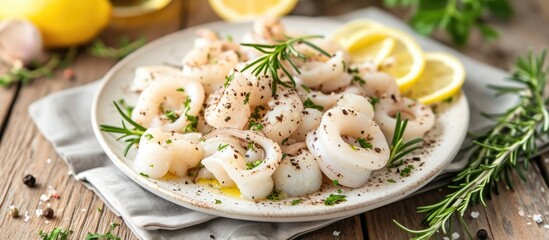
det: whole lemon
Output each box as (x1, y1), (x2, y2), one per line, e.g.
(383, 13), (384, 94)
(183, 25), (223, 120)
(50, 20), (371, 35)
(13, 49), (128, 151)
(0, 0), (112, 48)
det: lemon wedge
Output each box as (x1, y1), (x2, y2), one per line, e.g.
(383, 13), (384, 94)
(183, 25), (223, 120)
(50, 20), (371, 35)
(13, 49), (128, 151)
(208, 0), (298, 22)
(345, 28), (425, 92)
(406, 52), (465, 104)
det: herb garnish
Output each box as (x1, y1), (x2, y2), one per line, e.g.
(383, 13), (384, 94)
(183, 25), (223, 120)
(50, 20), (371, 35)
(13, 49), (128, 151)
(39, 227), (73, 240)
(164, 110), (179, 122)
(1, 47), (77, 87)
(399, 164), (414, 177)
(215, 199), (222, 204)
(387, 178), (396, 183)
(291, 199), (302, 205)
(248, 120), (264, 131)
(176, 87), (185, 92)
(165, 139), (172, 144)
(303, 98), (324, 111)
(240, 35), (330, 95)
(89, 36), (146, 59)
(266, 189), (282, 201)
(182, 97), (198, 132)
(357, 137), (373, 149)
(384, 0), (513, 45)
(387, 112), (423, 168)
(395, 50), (549, 239)
(369, 97), (380, 106)
(217, 143), (229, 151)
(224, 74), (234, 88)
(85, 222), (121, 240)
(324, 194), (346, 206)
(351, 75), (366, 85)
(246, 159), (263, 170)
(100, 101), (147, 156)
(244, 92), (251, 104)
(139, 172), (149, 178)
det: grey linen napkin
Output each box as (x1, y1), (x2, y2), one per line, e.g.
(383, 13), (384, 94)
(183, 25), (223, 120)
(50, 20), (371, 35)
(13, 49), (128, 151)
(29, 8), (525, 240)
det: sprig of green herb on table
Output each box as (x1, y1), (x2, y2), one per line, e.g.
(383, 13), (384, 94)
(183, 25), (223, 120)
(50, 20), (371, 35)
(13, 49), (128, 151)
(384, 0), (513, 45)
(86, 222), (121, 240)
(39, 227), (73, 240)
(303, 98), (324, 111)
(387, 112), (423, 168)
(394, 50), (549, 239)
(0, 47), (77, 87)
(89, 36), (146, 59)
(99, 101), (147, 156)
(240, 35), (330, 95)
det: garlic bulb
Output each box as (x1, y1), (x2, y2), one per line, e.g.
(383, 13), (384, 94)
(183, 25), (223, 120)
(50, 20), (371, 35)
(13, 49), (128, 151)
(0, 19), (43, 65)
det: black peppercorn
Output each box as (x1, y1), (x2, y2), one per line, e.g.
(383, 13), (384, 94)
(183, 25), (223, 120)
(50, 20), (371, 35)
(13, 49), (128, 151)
(477, 228), (488, 239)
(23, 174), (36, 187)
(43, 207), (54, 219)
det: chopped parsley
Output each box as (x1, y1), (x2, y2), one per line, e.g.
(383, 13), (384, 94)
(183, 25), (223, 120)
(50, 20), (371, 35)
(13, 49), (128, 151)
(281, 153), (287, 160)
(144, 133), (154, 140)
(349, 144), (358, 151)
(149, 164), (154, 168)
(248, 120), (264, 131)
(250, 105), (264, 120)
(139, 172), (149, 178)
(85, 222), (121, 240)
(97, 207), (103, 213)
(347, 67), (359, 74)
(165, 110), (179, 122)
(324, 194), (346, 206)
(246, 159), (263, 170)
(266, 189), (282, 201)
(244, 92), (251, 104)
(387, 178), (396, 183)
(247, 141), (255, 150)
(165, 139), (172, 144)
(117, 98), (134, 116)
(227, 35), (233, 42)
(224, 74), (234, 88)
(217, 143), (229, 151)
(215, 199), (222, 204)
(182, 97), (198, 132)
(281, 138), (289, 145)
(351, 75), (366, 85)
(290, 199), (302, 206)
(332, 179), (340, 186)
(176, 87), (185, 92)
(400, 165), (415, 177)
(39, 227), (73, 240)
(303, 98), (324, 111)
(357, 137), (372, 149)
(369, 96), (380, 106)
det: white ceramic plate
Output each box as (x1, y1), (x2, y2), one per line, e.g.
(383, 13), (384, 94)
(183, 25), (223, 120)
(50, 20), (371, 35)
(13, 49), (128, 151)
(91, 17), (469, 222)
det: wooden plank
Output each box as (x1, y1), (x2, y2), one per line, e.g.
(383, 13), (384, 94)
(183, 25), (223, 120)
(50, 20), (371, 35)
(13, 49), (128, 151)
(365, 164), (549, 239)
(0, 1), (182, 239)
(298, 216), (364, 240)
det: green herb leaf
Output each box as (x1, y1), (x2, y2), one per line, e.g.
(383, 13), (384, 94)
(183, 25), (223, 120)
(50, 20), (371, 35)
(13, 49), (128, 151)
(248, 120), (264, 131)
(89, 37), (146, 59)
(303, 98), (324, 111)
(39, 227), (73, 240)
(215, 199), (222, 204)
(217, 143), (229, 151)
(291, 199), (302, 205)
(386, 112), (423, 168)
(139, 172), (149, 178)
(357, 137), (373, 149)
(244, 92), (251, 104)
(85, 222), (121, 240)
(324, 194), (346, 206)
(99, 101), (147, 156)
(246, 159), (263, 170)
(240, 35), (330, 95)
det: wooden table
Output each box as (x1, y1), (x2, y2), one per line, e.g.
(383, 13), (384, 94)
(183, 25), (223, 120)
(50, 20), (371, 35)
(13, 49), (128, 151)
(2, 0), (549, 239)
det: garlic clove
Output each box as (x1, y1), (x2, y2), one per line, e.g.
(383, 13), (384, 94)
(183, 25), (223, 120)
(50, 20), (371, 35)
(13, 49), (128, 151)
(0, 19), (43, 65)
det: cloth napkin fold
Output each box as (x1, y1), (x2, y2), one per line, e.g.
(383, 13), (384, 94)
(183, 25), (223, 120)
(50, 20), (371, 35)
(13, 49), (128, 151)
(30, 7), (523, 240)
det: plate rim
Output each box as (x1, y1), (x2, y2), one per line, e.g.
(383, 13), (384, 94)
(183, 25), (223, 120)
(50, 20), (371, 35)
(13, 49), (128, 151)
(91, 16), (470, 222)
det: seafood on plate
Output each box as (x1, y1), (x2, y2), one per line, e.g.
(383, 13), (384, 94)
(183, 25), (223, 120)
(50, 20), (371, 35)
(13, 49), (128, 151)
(107, 17), (436, 201)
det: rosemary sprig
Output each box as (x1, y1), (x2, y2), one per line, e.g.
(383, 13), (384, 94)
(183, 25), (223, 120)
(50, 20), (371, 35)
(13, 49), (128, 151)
(394, 50), (549, 239)
(99, 101), (147, 156)
(387, 112), (423, 168)
(240, 35), (330, 95)
(86, 222), (121, 240)
(0, 47), (77, 87)
(89, 36), (146, 59)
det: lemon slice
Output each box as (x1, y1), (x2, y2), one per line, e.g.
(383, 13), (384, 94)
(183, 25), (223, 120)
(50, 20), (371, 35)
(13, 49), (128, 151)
(406, 52), (465, 104)
(331, 19), (385, 45)
(345, 28), (425, 92)
(208, 0), (298, 22)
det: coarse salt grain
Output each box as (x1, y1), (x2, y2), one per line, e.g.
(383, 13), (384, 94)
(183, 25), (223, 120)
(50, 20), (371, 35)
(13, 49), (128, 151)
(442, 237), (450, 240)
(470, 211), (480, 219)
(24, 211), (30, 222)
(46, 185), (57, 198)
(518, 209), (525, 217)
(544, 224), (549, 229)
(35, 209), (43, 217)
(45, 220), (50, 224)
(46, 158), (52, 164)
(452, 232), (460, 239)
(332, 231), (340, 236)
(533, 214), (543, 224)
(81, 208), (87, 212)
(40, 194), (50, 202)
(527, 222), (532, 225)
